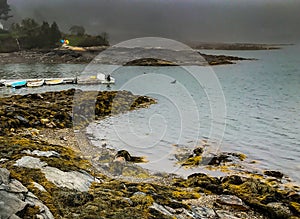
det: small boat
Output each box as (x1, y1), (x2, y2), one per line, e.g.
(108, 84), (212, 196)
(45, 79), (64, 85)
(97, 73), (115, 84)
(5, 80), (27, 88)
(27, 79), (45, 87)
(63, 78), (76, 84)
(76, 74), (115, 85)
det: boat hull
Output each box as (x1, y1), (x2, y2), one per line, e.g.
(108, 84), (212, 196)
(5, 80), (27, 88)
(27, 79), (45, 87)
(45, 79), (64, 85)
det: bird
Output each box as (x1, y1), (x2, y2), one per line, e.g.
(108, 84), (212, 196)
(171, 79), (176, 84)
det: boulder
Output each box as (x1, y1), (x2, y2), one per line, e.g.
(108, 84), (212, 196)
(14, 156), (47, 169)
(0, 191), (27, 219)
(42, 166), (95, 192)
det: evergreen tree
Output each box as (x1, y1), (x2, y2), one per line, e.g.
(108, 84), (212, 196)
(0, 0), (12, 21)
(50, 22), (61, 45)
(39, 21), (51, 47)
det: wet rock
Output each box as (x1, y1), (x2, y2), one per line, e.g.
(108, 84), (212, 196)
(124, 58), (178, 66)
(193, 147), (204, 156)
(221, 175), (244, 185)
(264, 170), (284, 179)
(115, 150), (147, 163)
(185, 173), (223, 194)
(0, 89), (156, 132)
(207, 152), (246, 166)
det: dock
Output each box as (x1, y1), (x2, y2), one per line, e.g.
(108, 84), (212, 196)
(0, 75), (115, 88)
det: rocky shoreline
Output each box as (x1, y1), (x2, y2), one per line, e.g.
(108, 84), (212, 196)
(0, 47), (253, 66)
(1, 90), (300, 219)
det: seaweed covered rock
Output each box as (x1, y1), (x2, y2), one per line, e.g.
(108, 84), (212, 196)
(221, 175), (297, 218)
(0, 89), (156, 133)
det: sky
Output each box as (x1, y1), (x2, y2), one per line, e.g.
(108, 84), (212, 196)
(5, 0), (300, 44)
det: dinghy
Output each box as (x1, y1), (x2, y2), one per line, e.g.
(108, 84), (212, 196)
(27, 79), (45, 87)
(5, 80), (27, 88)
(45, 78), (64, 85)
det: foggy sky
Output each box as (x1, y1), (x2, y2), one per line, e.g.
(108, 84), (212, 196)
(6, 0), (300, 44)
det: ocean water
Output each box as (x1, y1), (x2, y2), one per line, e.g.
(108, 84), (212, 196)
(0, 45), (299, 182)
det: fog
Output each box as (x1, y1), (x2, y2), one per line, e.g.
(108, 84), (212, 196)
(6, 0), (300, 44)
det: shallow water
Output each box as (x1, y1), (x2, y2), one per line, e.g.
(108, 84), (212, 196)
(1, 45), (299, 182)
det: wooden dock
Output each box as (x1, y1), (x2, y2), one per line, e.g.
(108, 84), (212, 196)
(0, 75), (115, 88)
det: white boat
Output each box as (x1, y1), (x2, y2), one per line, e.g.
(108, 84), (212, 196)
(45, 78), (64, 85)
(76, 73), (115, 85)
(97, 73), (115, 84)
(27, 79), (45, 87)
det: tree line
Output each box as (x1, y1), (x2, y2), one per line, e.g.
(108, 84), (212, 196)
(0, 1), (109, 52)
(10, 19), (61, 49)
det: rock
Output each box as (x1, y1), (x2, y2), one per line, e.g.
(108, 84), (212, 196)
(8, 179), (28, 193)
(0, 158), (9, 163)
(149, 202), (173, 216)
(32, 182), (47, 192)
(15, 115), (29, 125)
(40, 118), (50, 125)
(25, 192), (54, 219)
(14, 156), (47, 169)
(266, 202), (292, 218)
(42, 166), (95, 192)
(216, 195), (249, 210)
(23, 150), (60, 158)
(115, 150), (147, 163)
(216, 210), (240, 219)
(130, 191), (154, 207)
(54, 190), (94, 207)
(0, 168), (10, 184)
(185, 173), (223, 194)
(264, 170), (284, 179)
(193, 147), (204, 156)
(221, 175), (244, 185)
(0, 191), (27, 219)
(191, 206), (217, 218)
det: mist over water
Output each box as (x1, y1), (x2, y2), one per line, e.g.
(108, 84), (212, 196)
(7, 0), (300, 44)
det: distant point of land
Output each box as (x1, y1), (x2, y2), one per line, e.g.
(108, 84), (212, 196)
(190, 42), (292, 50)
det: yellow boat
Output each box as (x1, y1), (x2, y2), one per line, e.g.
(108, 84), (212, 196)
(45, 79), (64, 85)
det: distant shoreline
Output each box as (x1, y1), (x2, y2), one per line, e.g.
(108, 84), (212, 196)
(0, 45), (255, 66)
(191, 42), (291, 50)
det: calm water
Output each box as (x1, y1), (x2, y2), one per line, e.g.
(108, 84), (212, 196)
(1, 45), (299, 182)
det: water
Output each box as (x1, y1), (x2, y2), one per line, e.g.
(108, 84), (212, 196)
(0, 45), (299, 182)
